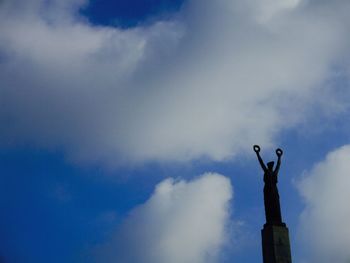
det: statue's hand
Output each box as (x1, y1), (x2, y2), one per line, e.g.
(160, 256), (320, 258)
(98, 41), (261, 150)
(253, 145), (261, 153)
(276, 148), (283, 157)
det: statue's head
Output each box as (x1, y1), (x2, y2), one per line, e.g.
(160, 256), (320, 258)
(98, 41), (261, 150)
(267, 161), (274, 170)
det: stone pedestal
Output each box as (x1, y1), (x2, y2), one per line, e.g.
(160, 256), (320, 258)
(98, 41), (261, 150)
(261, 224), (292, 263)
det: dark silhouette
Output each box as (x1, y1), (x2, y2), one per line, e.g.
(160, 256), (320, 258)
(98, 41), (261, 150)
(253, 145), (284, 226)
(254, 146), (292, 263)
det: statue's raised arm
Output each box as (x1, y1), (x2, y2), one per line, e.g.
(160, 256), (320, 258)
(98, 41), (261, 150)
(253, 145), (267, 172)
(274, 148), (283, 174)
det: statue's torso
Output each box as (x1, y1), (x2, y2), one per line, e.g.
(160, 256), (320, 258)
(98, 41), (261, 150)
(264, 170), (278, 185)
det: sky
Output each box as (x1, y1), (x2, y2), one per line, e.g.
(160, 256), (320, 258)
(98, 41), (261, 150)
(1, 0), (350, 262)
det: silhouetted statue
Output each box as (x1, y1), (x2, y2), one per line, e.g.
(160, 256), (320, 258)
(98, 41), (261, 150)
(254, 145), (284, 226)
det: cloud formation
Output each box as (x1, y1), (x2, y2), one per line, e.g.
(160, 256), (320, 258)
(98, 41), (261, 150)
(297, 145), (350, 263)
(95, 173), (232, 263)
(1, 0), (350, 164)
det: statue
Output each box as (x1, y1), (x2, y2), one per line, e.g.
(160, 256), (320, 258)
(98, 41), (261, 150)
(253, 145), (285, 226)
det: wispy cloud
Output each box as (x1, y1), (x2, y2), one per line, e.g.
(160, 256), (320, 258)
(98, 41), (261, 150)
(94, 173), (233, 263)
(297, 145), (350, 262)
(1, 0), (350, 165)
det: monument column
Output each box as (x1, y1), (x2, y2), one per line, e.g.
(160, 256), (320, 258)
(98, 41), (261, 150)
(253, 145), (292, 263)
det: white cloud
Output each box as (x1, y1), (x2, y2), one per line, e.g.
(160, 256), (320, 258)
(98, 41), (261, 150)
(1, 0), (350, 165)
(95, 173), (233, 263)
(297, 145), (350, 263)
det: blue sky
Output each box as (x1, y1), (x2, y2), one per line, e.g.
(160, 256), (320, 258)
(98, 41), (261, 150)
(82, 0), (184, 27)
(1, 0), (350, 262)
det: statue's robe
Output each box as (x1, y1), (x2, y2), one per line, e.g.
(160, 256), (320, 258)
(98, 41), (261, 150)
(263, 170), (283, 225)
